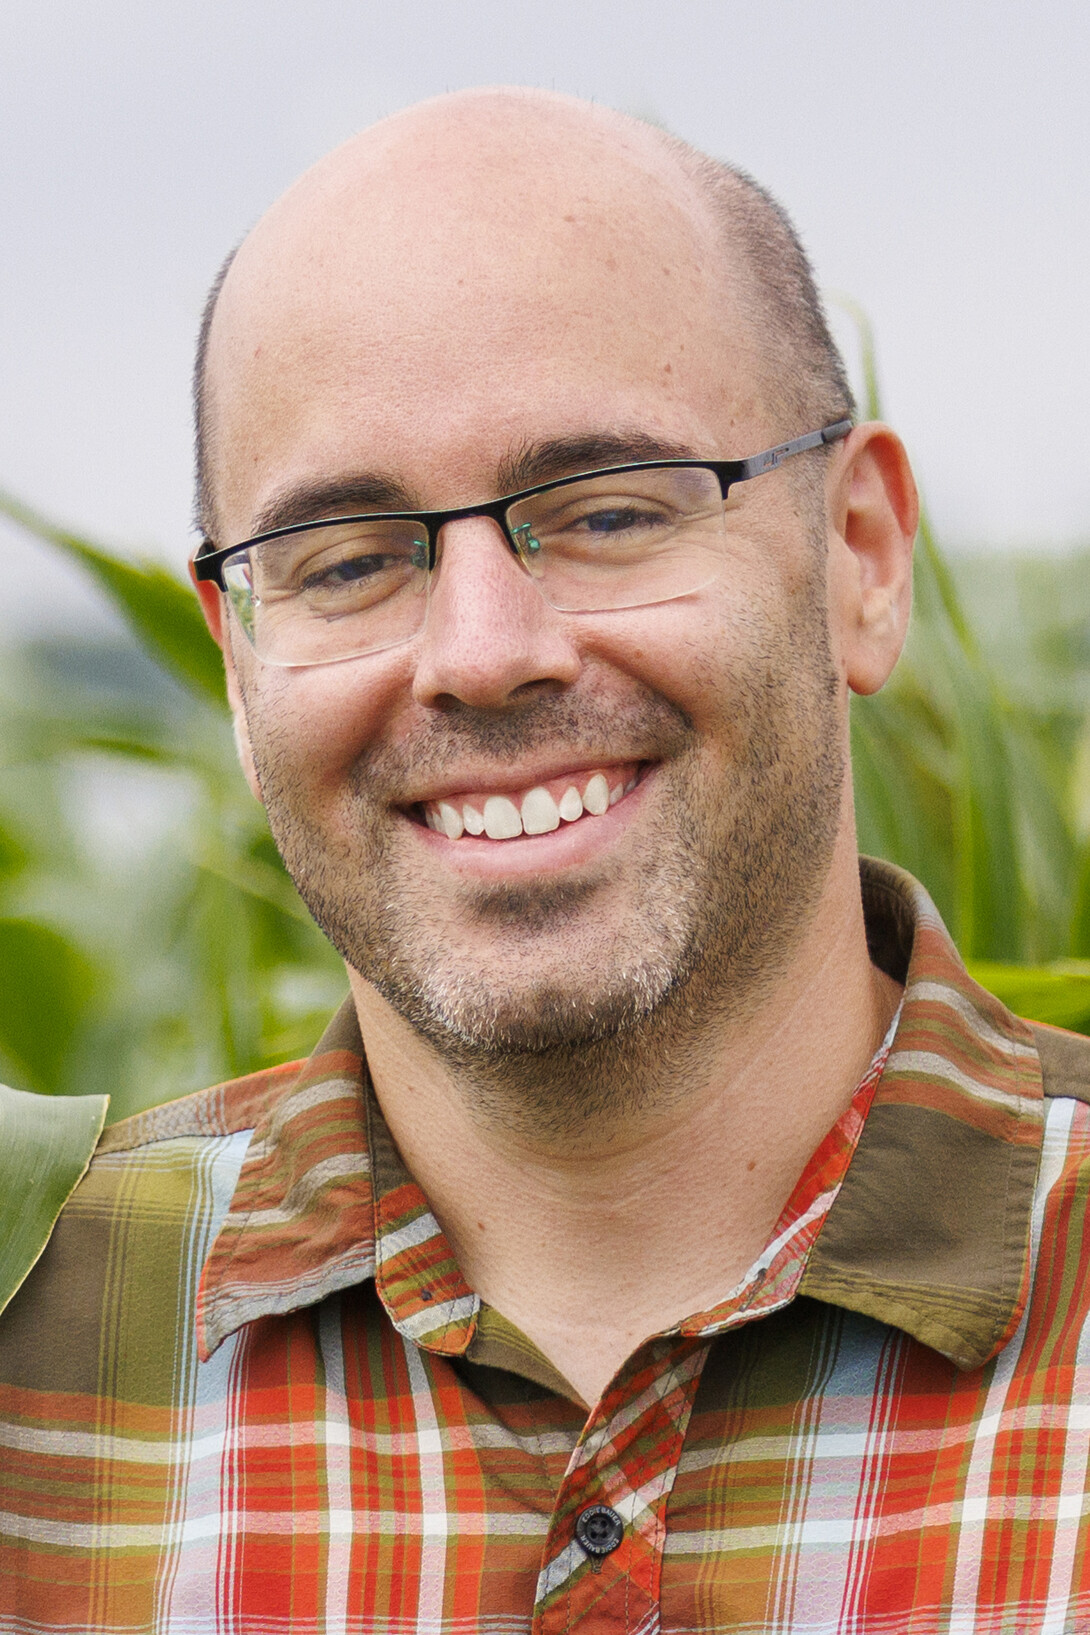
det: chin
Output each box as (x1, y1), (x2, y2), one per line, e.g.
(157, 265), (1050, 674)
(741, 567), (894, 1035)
(384, 952), (684, 1060)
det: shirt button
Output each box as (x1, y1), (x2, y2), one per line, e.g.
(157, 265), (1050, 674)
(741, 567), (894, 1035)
(575, 1504), (625, 1557)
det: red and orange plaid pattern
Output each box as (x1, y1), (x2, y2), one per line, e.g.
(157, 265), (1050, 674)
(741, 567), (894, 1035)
(2, 859), (1089, 1632)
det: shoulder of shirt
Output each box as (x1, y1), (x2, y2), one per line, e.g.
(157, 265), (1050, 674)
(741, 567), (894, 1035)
(1030, 1020), (1090, 1105)
(94, 1057), (308, 1154)
(0, 1061), (304, 1320)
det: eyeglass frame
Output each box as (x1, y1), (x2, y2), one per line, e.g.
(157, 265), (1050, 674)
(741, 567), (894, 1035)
(191, 419), (853, 597)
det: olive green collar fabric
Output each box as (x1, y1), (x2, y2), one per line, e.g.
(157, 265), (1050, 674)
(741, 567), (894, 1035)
(798, 862), (1045, 1370)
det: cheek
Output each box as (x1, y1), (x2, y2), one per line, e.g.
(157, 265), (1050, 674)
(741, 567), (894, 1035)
(238, 653), (410, 800)
(644, 567), (836, 770)
(598, 577), (792, 730)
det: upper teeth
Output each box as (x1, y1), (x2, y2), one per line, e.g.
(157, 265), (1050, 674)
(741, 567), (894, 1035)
(582, 773), (609, 816)
(521, 787), (561, 835)
(437, 801), (465, 840)
(424, 768), (637, 841)
(483, 795), (523, 840)
(558, 785), (583, 822)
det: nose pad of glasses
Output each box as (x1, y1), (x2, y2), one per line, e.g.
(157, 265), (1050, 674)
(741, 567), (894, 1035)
(509, 520), (547, 581)
(511, 522), (542, 553)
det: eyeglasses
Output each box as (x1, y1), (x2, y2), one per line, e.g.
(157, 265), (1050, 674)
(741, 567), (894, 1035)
(193, 419), (851, 668)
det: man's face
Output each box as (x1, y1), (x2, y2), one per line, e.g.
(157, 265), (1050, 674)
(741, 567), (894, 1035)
(205, 111), (850, 1074)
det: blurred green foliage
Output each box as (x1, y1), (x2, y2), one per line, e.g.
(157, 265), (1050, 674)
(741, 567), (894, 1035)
(0, 491), (345, 1118)
(0, 391), (1088, 1118)
(845, 317), (1090, 1029)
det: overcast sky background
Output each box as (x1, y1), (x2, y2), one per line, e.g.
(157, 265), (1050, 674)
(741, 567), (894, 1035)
(2, 0), (1088, 634)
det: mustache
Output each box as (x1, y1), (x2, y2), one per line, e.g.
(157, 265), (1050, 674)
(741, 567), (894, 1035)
(354, 685), (694, 801)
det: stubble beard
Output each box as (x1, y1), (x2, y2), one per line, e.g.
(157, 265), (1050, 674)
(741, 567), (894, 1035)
(242, 579), (845, 1140)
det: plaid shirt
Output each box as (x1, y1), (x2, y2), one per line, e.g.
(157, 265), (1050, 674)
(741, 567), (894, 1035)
(3, 858), (1090, 1634)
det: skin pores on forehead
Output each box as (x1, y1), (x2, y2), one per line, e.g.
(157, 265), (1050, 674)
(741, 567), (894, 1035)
(201, 91), (771, 547)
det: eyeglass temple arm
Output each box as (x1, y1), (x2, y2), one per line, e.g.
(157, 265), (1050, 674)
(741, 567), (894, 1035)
(734, 419), (853, 482)
(192, 542), (224, 583)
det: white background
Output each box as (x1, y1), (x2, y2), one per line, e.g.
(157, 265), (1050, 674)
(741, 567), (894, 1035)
(2, 0), (1087, 632)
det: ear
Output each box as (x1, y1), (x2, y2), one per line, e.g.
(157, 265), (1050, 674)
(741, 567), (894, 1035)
(191, 564), (228, 646)
(190, 565), (264, 803)
(824, 422), (918, 697)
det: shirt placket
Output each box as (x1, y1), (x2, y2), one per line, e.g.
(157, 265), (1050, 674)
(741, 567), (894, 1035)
(530, 1335), (710, 1635)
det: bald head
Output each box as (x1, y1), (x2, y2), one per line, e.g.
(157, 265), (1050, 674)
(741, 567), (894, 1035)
(194, 88), (852, 541)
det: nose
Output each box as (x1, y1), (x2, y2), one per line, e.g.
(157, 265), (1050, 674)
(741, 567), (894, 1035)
(411, 516), (582, 710)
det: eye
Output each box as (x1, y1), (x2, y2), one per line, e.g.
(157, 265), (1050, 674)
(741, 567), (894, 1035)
(578, 503), (672, 535)
(301, 551), (399, 590)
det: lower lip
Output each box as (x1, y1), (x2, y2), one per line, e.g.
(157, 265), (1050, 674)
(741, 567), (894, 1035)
(406, 769), (654, 881)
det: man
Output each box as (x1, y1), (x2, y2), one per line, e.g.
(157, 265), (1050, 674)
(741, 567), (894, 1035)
(2, 86), (1089, 1634)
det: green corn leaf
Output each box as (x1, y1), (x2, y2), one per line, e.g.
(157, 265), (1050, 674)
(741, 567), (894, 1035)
(840, 300), (1028, 958)
(0, 919), (95, 1095)
(829, 295), (882, 423)
(188, 838), (319, 926)
(967, 961), (1090, 1036)
(0, 1081), (108, 1317)
(1071, 841), (1090, 958)
(0, 492), (227, 708)
(914, 507), (981, 662)
(949, 667), (1024, 961)
(852, 699), (956, 928)
(855, 541), (1027, 958)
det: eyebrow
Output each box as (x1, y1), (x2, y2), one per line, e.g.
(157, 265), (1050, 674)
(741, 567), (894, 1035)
(247, 431), (703, 540)
(251, 475), (417, 538)
(495, 432), (701, 493)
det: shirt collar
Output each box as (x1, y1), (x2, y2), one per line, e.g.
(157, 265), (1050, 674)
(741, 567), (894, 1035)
(799, 860), (1043, 1369)
(197, 858), (1044, 1371)
(197, 999), (480, 1361)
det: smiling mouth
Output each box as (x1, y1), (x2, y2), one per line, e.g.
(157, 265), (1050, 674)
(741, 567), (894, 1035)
(418, 763), (643, 842)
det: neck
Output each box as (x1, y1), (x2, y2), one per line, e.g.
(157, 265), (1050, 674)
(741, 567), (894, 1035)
(350, 845), (901, 1406)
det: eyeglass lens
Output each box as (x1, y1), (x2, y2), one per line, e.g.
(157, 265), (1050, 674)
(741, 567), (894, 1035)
(223, 520), (430, 667)
(222, 464), (728, 666)
(505, 466), (726, 611)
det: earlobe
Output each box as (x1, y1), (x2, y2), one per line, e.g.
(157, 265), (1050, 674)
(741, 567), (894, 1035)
(828, 423), (918, 698)
(192, 569), (229, 648)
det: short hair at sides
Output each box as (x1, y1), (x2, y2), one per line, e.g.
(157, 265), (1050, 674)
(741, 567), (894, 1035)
(191, 125), (854, 540)
(193, 244), (238, 541)
(662, 137), (856, 435)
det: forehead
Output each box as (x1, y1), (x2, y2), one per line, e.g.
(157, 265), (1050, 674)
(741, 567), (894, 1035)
(204, 104), (767, 537)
